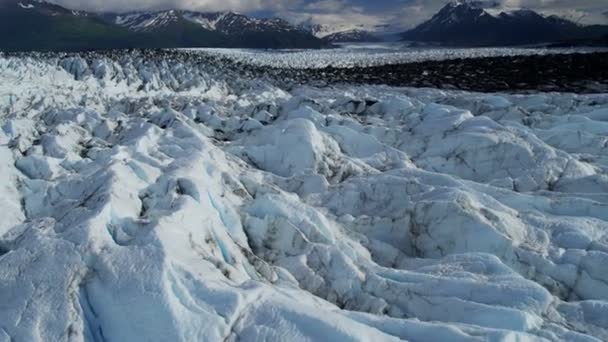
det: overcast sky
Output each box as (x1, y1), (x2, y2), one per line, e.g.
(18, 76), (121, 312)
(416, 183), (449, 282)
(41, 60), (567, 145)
(46, 0), (608, 29)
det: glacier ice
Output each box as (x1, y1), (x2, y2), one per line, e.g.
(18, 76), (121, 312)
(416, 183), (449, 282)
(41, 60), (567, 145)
(0, 51), (608, 341)
(192, 46), (607, 69)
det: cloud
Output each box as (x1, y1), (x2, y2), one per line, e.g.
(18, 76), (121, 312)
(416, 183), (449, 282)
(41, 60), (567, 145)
(276, 0), (448, 30)
(303, 0), (348, 12)
(499, 0), (608, 24)
(46, 0), (299, 13)
(41, 0), (608, 26)
(281, 0), (384, 28)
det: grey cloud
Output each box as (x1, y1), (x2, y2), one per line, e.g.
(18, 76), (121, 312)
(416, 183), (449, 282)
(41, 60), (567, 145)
(34, 0), (608, 26)
(46, 0), (300, 13)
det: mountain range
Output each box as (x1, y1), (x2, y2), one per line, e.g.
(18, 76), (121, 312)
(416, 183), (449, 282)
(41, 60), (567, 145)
(297, 20), (393, 43)
(320, 30), (383, 43)
(0, 0), (325, 51)
(1, 0), (607, 51)
(401, 0), (608, 46)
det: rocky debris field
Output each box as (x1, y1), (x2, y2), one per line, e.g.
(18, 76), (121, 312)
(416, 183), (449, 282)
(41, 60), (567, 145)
(1, 50), (608, 341)
(244, 52), (608, 93)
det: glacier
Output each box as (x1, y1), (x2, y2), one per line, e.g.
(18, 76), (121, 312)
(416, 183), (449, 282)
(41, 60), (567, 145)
(192, 46), (607, 69)
(0, 51), (608, 341)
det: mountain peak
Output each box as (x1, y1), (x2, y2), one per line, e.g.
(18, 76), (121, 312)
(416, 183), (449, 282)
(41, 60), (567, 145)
(402, 3), (608, 46)
(109, 9), (300, 36)
(7, 0), (90, 16)
(427, 0), (495, 28)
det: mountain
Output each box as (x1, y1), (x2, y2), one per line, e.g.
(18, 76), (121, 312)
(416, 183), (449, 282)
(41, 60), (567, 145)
(321, 30), (383, 43)
(0, 0), (324, 51)
(298, 20), (389, 42)
(109, 11), (295, 35)
(298, 20), (355, 38)
(0, 0), (141, 51)
(401, 0), (608, 46)
(102, 10), (324, 49)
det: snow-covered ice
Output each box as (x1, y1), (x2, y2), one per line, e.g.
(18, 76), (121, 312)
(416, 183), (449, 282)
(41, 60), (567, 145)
(188, 45), (608, 69)
(1, 51), (608, 341)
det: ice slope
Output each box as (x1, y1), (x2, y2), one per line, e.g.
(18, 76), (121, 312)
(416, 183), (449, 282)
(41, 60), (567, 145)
(0, 52), (608, 341)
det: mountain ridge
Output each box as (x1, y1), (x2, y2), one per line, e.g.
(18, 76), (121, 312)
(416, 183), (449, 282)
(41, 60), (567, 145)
(2, 0), (607, 49)
(297, 20), (401, 43)
(319, 29), (383, 43)
(0, 0), (326, 51)
(401, 0), (608, 46)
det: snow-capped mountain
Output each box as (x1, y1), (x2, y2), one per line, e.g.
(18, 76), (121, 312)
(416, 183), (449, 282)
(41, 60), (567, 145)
(1, 0), (88, 16)
(0, 0), (137, 51)
(109, 10), (306, 36)
(298, 19), (360, 38)
(0, 0), (324, 51)
(111, 10), (183, 31)
(401, 0), (608, 46)
(299, 20), (394, 42)
(320, 30), (383, 43)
